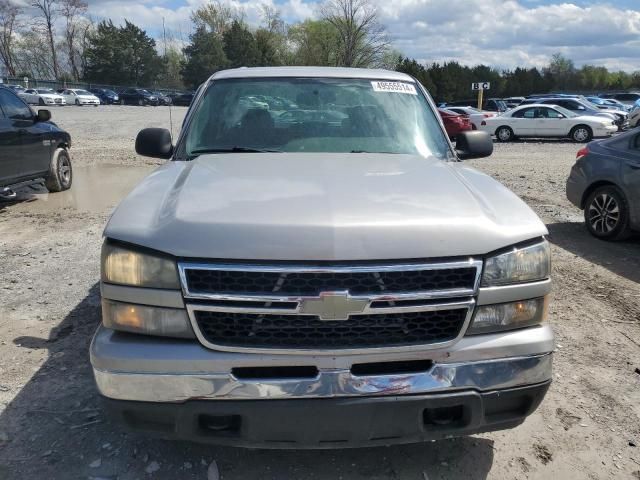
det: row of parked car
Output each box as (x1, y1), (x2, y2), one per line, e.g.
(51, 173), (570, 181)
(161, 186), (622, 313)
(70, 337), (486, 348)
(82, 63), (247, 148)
(438, 92), (640, 143)
(3, 83), (194, 107)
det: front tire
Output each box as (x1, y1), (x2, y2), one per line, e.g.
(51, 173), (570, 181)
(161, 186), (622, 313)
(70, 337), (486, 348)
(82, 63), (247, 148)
(584, 185), (631, 240)
(496, 126), (514, 142)
(75, 99), (80, 106)
(571, 125), (592, 143)
(45, 148), (73, 192)
(38, 98), (45, 106)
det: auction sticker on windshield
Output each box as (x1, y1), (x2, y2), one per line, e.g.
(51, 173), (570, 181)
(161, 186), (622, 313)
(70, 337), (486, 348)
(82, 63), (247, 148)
(371, 81), (417, 95)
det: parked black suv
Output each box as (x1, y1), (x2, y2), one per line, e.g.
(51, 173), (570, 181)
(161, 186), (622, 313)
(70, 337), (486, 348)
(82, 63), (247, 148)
(118, 88), (159, 106)
(0, 86), (72, 198)
(149, 91), (172, 106)
(89, 88), (120, 105)
(168, 91), (194, 106)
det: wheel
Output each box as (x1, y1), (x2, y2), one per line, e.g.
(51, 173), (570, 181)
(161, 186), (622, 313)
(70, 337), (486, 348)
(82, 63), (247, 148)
(138, 99), (144, 106)
(571, 125), (592, 143)
(45, 148), (72, 192)
(38, 98), (45, 106)
(495, 126), (514, 142)
(75, 99), (80, 106)
(584, 185), (631, 240)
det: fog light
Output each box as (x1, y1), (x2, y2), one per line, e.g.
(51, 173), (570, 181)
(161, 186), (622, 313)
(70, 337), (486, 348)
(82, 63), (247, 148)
(102, 299), (195, 338)
(467, 297), (548, 335)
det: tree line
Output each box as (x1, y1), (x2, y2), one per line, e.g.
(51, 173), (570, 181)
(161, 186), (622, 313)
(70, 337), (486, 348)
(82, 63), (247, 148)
(1, 0), (639, 98)
(396, 54), (640, 102)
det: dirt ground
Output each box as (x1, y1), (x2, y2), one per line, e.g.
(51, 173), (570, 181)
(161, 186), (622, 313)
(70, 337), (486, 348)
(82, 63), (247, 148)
(0, 105), (639, 480)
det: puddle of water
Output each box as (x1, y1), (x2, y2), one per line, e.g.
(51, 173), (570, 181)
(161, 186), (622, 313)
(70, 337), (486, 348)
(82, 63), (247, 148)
(4, 164), (156, 214)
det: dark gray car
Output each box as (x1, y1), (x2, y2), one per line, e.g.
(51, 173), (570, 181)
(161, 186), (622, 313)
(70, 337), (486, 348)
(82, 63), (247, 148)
(566, 129), (640, 240)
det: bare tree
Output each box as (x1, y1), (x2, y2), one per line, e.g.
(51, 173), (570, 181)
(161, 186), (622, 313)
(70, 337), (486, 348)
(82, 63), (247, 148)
(0, 0), (21, 76)
(76, 16), (93, 78)
(14, 29), (55, 78)
(260, 4), (286, 35)
(31, 0), (60, 78)
(191, 0), (241, 38)
(320, 0), (389, 68)
(60, 0), (87, 80)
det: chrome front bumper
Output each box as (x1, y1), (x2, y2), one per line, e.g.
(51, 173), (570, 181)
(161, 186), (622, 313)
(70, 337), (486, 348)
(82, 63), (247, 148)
(91, 325), (554, 403)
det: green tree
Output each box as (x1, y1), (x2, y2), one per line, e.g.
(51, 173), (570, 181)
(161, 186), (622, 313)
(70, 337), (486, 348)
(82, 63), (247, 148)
(191, 0), (239, 38)
(395, 57), (436, 96)
(288, 20), (339, 66)
(545, 52), (576, 91)
(254, 28), (280, 66)
(162, 45), (185, 89)
(84, 20), (162, 85)
(222, 20), (259, 68)
(181, 25), (227, 89)
(256, 5), (288, 65)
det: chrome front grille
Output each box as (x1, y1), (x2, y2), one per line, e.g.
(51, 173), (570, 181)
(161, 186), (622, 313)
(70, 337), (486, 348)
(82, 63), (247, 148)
(179, 260), (481, 354)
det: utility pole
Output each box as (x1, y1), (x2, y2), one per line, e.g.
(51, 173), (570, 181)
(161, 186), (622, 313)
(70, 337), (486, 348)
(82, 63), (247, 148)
(162, 17), (167, 58)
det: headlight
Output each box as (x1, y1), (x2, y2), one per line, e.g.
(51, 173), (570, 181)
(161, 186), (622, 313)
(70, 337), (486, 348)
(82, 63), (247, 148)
(101, 242), (180, 289)
(102, 299), (194, 338)
(467, 297), (548, 335)
(481, 240), (550, 287)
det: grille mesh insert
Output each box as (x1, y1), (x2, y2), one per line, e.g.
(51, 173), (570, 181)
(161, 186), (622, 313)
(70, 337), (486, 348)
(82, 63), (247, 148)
(195, 309), (467, 349)
(185, 267), (477, 296)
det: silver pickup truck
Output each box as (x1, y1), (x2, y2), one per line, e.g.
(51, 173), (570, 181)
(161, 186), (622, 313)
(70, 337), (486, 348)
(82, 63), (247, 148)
(91, 67), (553, 448)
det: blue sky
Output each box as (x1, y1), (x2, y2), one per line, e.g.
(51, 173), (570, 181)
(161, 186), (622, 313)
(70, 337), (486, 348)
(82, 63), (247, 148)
(85, 0), (640, 71)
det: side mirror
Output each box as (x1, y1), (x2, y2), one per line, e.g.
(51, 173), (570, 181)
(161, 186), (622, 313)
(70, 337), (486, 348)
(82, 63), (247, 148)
(455, 131), (493, 160)
(36, 109), (51, 122)
(135, 128), (173, 159)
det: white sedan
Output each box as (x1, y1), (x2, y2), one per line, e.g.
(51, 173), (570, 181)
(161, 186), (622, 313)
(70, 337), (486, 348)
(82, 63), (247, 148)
(19, 88), (66, 106)
(445, 106), (496, 129)
(479, 104), (617, 143)
(60, 88), (100, 106)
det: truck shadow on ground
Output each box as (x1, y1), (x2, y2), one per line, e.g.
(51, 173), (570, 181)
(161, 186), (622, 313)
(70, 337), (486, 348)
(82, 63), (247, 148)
(0, 185), (46, 213)
(0, 284), (495, 480)
(546, 222), (640, 284)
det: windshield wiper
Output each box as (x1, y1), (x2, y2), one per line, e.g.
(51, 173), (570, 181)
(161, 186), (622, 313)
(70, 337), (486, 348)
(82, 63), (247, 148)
(350, 150), (398, 154)
(190, 146), (281, 157)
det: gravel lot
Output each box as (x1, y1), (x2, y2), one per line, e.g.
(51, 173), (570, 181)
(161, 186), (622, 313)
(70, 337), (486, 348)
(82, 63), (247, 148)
(0, 106), (639, 480)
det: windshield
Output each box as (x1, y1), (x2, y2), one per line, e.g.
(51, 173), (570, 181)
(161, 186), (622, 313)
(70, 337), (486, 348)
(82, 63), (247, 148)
(182, 77), (449, 159)
(75, 90), (92, 96)
(37, 89), (53, 94)
(493, 99), (508, 111)
(576, 99), (596, 110)
(554, 106), (578, 118)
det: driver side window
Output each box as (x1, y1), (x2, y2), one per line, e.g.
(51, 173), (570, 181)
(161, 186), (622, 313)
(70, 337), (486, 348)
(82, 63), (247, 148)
(542, 108), (563, 119)
(0, 89), (33, 121)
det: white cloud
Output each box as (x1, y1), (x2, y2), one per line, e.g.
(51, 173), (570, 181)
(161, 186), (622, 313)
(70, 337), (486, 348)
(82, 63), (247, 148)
(376, 0), (640, 70)
(83, 0), (640, 71)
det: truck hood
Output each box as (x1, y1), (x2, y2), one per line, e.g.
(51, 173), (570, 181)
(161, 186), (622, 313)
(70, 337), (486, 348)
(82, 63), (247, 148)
(105, 153), (547, 260)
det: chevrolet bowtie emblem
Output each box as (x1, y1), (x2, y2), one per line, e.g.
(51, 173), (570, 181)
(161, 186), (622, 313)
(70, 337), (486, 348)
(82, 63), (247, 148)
(299, 291), (368, 321)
